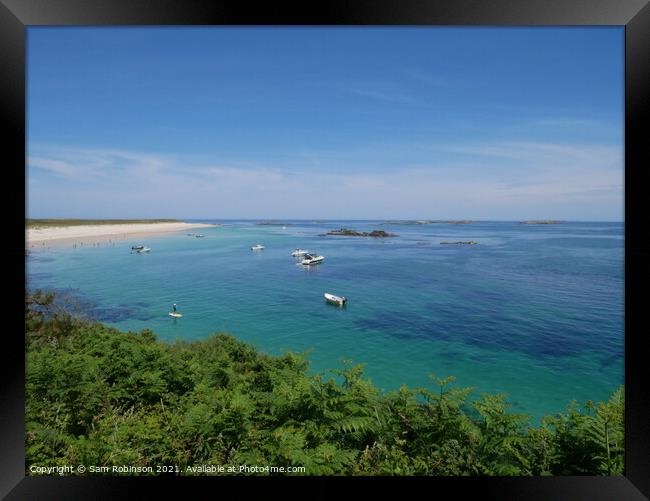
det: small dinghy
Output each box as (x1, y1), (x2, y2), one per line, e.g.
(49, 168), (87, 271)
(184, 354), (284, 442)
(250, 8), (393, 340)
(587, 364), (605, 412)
(324, 293), (347, 306)
(168, 303), (183, 318)
(251, 244), (265, 250)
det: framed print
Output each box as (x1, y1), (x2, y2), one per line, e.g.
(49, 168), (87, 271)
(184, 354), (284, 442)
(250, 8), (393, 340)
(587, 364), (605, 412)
(2, 0), (649, 498)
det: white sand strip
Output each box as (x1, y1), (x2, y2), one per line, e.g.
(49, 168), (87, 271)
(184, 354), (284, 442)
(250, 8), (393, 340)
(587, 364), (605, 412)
(26, 222), (216, 247)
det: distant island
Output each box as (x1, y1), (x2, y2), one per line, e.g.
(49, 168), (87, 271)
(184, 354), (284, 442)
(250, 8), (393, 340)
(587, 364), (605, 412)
(383, 220), (473, 225)
(255, 222), (292, 226)
(320, 228), (398, 237)
(519, 220), (565, 225)
(440, 241), (478, 245)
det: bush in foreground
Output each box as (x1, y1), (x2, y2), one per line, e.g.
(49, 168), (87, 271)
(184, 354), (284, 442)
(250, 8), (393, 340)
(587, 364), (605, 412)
(25, 291), (624, 476)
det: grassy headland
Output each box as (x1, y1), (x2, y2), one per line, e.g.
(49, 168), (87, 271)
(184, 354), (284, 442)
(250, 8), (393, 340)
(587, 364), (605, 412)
(27, 219), (181, 229)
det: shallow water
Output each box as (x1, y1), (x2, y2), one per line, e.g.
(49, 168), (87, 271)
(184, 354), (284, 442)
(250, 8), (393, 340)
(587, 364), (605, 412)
(26, 220), (624, 422)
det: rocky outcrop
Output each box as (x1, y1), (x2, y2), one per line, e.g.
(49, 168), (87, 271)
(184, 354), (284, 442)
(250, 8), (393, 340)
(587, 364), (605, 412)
(519, 220), (564, 224)
(320, 228), (398, 237)
(384, 220), (473, 225)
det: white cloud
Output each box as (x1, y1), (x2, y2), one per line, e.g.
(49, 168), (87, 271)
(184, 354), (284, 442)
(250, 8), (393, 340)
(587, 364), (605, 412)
(26, 140), (624, 220)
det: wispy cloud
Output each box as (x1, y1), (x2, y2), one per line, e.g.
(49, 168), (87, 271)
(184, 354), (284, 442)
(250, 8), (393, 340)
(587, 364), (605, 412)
(435, 141), (621, 168)
(404, 69), (448, 87)
(28, 145), (167, 181)
(27, 140), (623, 220)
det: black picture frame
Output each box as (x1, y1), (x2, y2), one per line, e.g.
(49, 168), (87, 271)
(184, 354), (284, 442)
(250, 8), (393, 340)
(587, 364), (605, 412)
(3, 0), (649, 498)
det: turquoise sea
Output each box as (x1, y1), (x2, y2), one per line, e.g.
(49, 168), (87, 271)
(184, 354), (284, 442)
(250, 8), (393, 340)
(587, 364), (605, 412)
(26, 220), (624, 422)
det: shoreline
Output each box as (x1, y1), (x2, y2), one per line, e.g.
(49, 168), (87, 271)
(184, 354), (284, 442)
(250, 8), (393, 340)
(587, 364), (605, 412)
(26, 222), (216, 248)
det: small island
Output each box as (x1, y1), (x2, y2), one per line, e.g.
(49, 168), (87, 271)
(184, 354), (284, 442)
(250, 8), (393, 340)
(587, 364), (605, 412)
(440, 241), (478, 245)
(383, 220), (473, 225)
(255, 221), (292, 226)
(519, 220), (564, 225)
(320, 228), (398, 237)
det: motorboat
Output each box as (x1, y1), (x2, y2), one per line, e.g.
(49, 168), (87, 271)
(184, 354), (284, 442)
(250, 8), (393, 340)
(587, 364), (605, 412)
(324, 293), (347, 306)
(291, 248), (309, 257)
(195, 234), (205, 238)
(251, 244), (265, 250)
(136, 246), (151, 253)
(131, 245), (145, 250)
(301, 253), (324, 265)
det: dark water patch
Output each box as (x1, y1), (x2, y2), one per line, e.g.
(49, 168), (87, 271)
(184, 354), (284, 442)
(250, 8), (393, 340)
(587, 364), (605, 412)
(356, 311), (457, 342)
(450, 286), (514, 306)
(90, 305), (156, 323)
(543, 237), (623, 249)
(355, 304), (620, 361)
(25, 287), (155, 323)
(599, 351), (624, 369)
(27, 254), (55, 263)
(119, 300), (151, 308)
(26, 272), (53, 281)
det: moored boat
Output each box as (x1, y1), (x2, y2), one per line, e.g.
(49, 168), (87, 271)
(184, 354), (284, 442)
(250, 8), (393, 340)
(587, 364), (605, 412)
(301, 253), (324, 265)
(324, 292), (347, 305)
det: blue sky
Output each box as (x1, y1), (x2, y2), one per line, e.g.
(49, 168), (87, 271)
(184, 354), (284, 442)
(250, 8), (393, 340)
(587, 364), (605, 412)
(27, 27), (623, 220)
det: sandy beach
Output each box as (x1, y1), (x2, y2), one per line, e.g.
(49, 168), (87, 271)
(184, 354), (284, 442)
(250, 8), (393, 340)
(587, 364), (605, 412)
(26, 222), (216, 248)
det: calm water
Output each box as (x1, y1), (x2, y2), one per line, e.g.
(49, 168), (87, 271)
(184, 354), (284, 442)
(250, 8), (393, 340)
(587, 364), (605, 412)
(26, 220), (624, 422)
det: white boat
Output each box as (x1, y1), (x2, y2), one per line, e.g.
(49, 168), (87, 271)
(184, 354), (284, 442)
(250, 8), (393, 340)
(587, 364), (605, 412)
(291, 248), (309, 257)
(324, 293), (347, 306)
(301, 253), (324, 265)
(131, 245), (145, 250)
(251, 244), (265, 250)
(195, 234), (205, 238)
(136, 246), (151, 253)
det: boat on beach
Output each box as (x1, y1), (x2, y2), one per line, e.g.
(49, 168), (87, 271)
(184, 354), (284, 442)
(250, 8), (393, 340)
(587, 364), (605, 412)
(324, 292), (347, 306)
(301, 253), (324, 265)
(251, 244), (265, 250)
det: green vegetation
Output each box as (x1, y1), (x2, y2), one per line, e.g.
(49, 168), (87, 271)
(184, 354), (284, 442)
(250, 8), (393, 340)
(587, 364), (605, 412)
(26, 291), (624, 476)
(26, 219), (180, 229)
